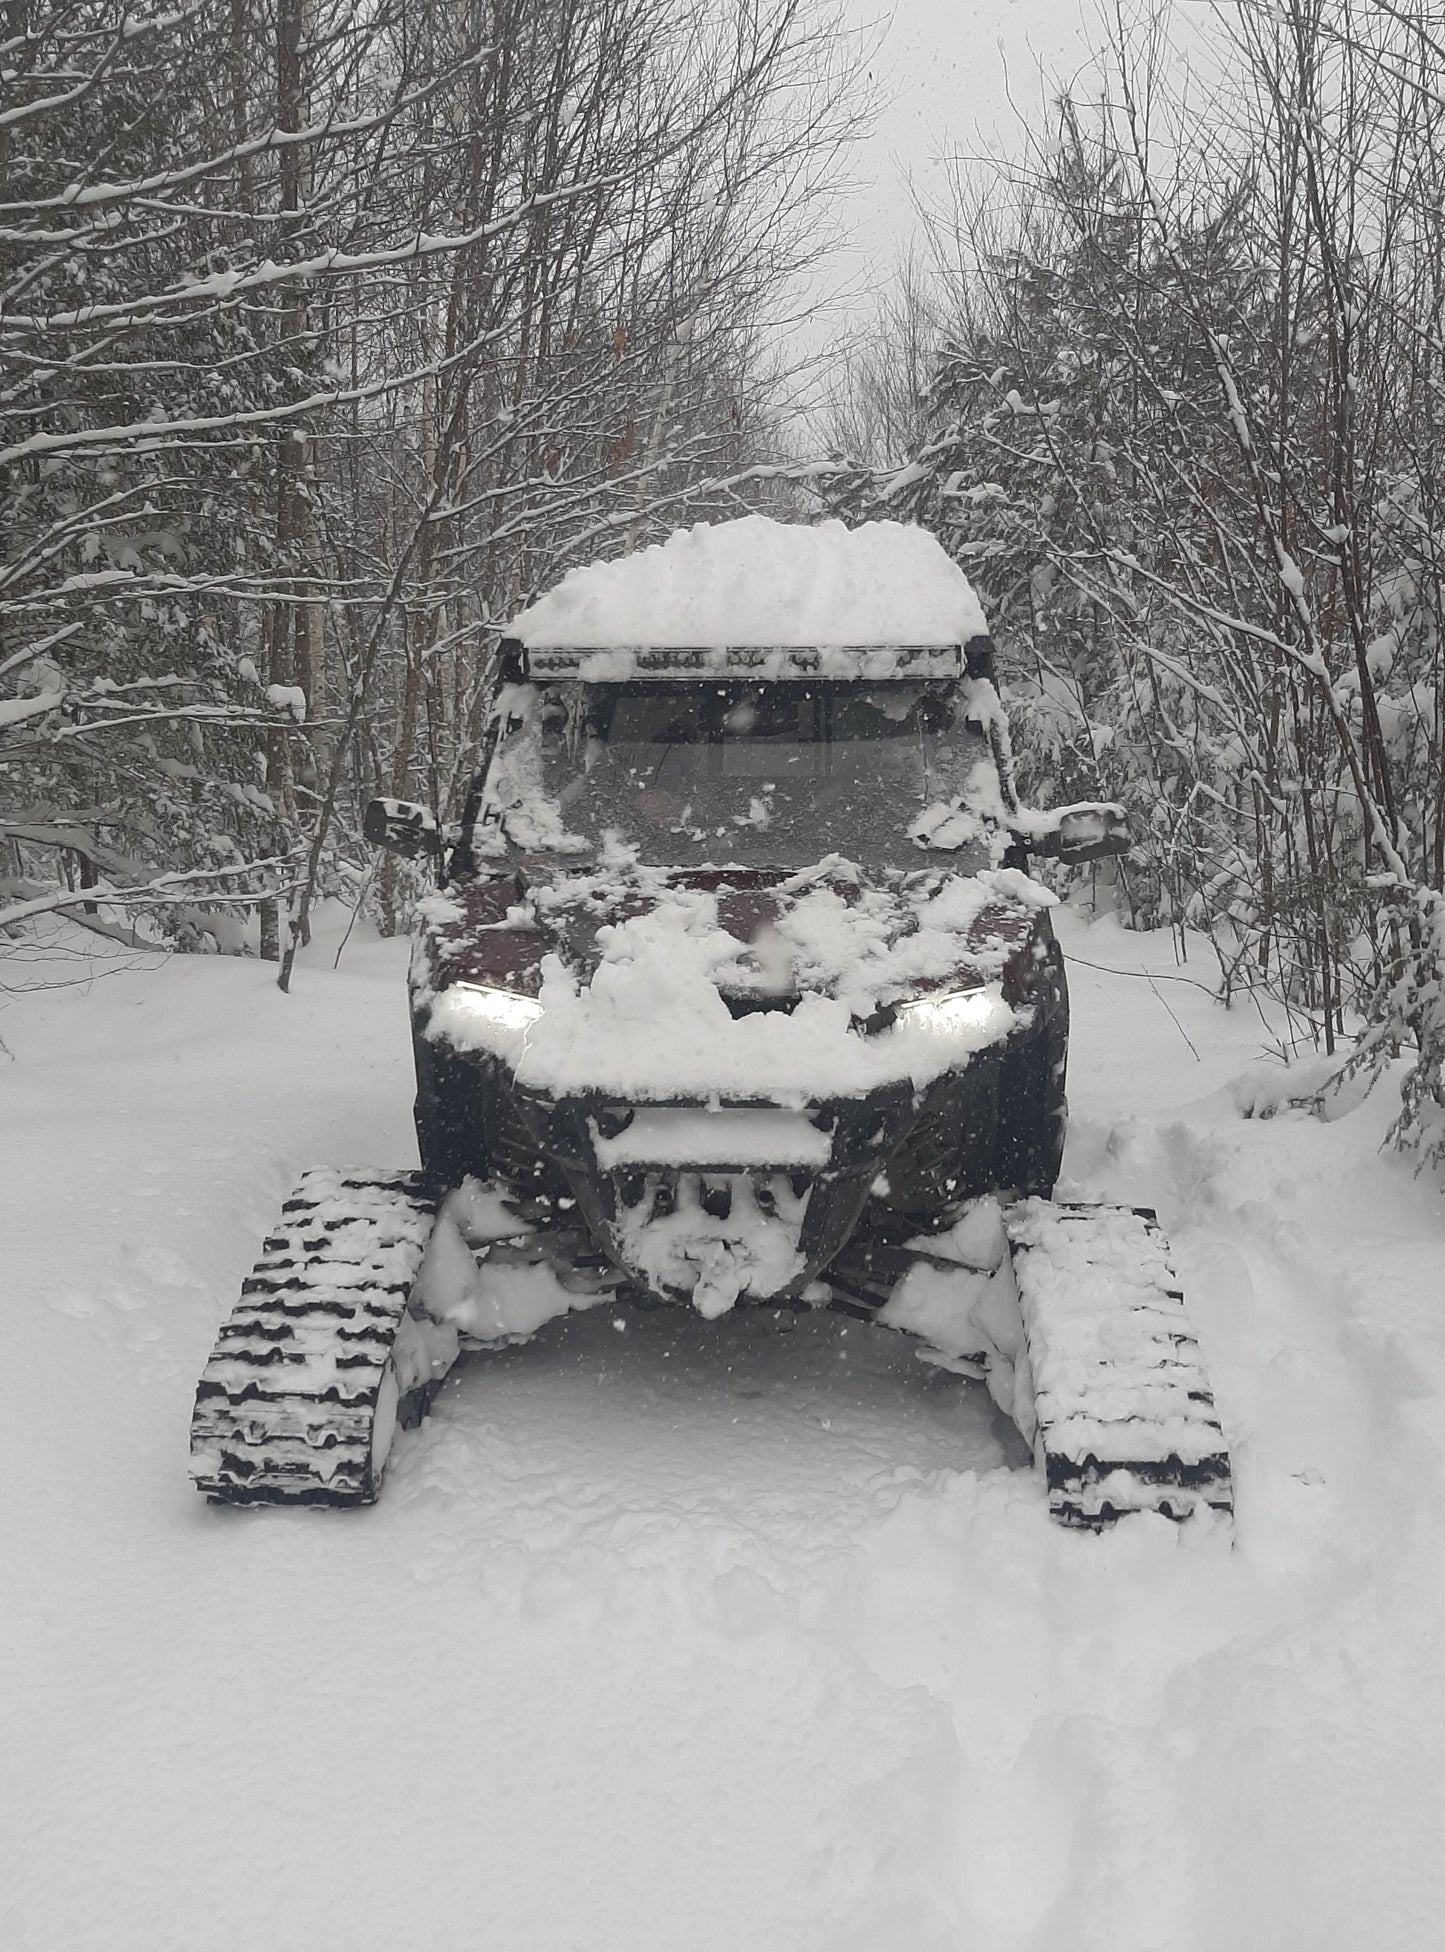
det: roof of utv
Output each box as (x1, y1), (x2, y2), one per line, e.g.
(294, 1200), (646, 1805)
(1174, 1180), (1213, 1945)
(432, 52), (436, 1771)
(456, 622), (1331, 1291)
(506, 515), (989, 682)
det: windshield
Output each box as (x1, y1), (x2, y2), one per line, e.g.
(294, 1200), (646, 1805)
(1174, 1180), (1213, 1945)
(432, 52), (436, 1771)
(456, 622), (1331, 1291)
(483, 679), (1002, 868)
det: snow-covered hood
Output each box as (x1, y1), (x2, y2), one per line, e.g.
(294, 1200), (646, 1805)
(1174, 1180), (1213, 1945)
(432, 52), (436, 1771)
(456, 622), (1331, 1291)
(414, 856), (1055, 1103)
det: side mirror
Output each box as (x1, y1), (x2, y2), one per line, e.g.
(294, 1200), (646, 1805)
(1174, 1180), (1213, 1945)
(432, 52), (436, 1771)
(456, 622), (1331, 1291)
(363, 797), (443, 860)
(1024, 802), (1130, 865)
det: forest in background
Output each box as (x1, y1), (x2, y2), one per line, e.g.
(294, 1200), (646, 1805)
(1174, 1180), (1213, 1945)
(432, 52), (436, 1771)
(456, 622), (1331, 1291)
(3, 0), (1443, 1164)
(1, 0), (855, 966)
(822, 0), (1445, 1164)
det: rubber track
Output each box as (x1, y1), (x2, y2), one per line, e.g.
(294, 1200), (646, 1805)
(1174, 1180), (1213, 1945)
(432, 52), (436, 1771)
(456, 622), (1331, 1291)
(1005, 1200), (1233, 1529)
(190, 1168), (439, 1507)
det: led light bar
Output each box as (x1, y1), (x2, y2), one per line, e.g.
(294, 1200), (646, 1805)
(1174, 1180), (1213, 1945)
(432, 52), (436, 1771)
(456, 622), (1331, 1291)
(521, 644), (964, 681)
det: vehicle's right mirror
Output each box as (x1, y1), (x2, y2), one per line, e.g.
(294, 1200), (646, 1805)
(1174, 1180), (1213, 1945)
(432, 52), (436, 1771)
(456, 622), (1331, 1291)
(363, 797), (443, 860)
(1028, 802), (1130, 865)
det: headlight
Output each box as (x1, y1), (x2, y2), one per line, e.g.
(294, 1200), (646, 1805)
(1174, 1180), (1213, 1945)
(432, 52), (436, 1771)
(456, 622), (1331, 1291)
(445, 982), (543, 1034)
(892, 987), (1002, 1037)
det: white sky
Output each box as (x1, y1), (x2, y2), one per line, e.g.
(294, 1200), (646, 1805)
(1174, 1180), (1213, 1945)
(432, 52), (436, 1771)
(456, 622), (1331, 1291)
(790, 1), (1219, 355)
(831, 0), (1108, 276)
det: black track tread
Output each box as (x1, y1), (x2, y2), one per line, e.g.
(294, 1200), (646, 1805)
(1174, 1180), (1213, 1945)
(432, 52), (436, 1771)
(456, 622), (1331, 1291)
(190, 1167), (439, 1508)
(1005, 1199), (1234, 1530)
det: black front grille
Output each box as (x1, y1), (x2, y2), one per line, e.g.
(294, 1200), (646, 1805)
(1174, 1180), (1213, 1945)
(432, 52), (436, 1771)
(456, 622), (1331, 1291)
(611, 1169), (809, 1226)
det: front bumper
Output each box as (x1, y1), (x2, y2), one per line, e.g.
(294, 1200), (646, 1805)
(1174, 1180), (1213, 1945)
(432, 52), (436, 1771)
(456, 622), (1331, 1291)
(413, 1019), (1017, 1303)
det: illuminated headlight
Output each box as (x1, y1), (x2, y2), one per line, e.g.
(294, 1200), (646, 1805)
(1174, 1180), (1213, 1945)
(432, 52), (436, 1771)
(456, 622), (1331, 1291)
(893, 987), (1002, 1036)
(445, 982), (543, 1034)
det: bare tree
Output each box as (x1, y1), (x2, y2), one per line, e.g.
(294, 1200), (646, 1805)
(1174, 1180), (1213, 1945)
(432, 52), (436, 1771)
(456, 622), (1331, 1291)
(1, 0), (868, 965)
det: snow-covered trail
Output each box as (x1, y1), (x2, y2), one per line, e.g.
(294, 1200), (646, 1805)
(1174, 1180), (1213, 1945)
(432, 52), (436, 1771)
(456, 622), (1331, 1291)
(3, 910), (1444, 1951)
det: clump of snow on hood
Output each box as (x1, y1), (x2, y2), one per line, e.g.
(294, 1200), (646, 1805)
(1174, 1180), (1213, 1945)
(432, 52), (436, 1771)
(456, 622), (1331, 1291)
(765, 869), (1035, 1016)
(509, 515), (989, 650)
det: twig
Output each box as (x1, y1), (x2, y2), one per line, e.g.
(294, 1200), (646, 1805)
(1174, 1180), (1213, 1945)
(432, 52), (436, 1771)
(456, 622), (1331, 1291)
(1145, 971), (1201, 1062)
(1062, 948), (1219, 996)
(0, 859), (301, 931)
(333, 861), (377, 969)
(1059, 944), (1204, 1059)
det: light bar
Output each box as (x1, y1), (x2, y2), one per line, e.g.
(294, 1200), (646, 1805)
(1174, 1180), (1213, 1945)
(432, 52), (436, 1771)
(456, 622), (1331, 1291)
(521, 643), (963, 682)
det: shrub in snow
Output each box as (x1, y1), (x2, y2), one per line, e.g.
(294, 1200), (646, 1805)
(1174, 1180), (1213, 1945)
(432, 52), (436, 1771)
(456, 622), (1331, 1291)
(1349, 888), (1445, 1171)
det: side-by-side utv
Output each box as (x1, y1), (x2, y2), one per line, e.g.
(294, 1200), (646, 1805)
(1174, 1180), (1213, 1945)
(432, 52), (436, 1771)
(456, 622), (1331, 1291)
(190, 517), (1231, 1529)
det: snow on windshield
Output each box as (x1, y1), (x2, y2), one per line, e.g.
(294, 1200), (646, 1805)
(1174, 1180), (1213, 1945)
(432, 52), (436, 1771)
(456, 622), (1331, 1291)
(479, 679), (1007, 870)
(509, 514), (990, 649)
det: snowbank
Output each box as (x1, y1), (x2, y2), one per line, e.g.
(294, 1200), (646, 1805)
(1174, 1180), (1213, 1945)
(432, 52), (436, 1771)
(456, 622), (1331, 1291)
(509, 514), (990, 649)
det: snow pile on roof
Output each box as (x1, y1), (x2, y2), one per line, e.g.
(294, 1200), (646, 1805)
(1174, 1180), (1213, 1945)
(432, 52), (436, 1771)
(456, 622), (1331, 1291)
(509, 515), (990, 649)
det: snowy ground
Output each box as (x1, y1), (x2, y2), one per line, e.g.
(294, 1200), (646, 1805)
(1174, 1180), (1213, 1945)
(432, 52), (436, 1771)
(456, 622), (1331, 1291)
(4, 904), (1444, 1951)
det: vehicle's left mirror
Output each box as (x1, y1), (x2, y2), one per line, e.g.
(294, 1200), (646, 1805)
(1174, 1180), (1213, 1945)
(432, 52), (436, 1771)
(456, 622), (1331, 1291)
(363, 797), (443, 859)
(1027, 802), (1130, 865)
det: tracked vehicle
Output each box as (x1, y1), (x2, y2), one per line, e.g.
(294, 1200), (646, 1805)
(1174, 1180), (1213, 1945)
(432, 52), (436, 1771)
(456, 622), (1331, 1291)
(191, 517), (1232, 1528)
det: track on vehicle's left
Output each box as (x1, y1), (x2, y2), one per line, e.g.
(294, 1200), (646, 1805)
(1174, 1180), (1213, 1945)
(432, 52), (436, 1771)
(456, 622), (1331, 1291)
(190, 1167), (440, 1506)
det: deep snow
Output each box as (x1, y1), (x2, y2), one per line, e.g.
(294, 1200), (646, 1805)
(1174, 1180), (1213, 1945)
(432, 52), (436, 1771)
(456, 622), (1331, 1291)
(3, 904), (1445, 1951)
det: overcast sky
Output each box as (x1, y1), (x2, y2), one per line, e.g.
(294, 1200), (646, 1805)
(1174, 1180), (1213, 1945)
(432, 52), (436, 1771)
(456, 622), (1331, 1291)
(797, 1), (1217, 348)
(832, 0), (1107, 273)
